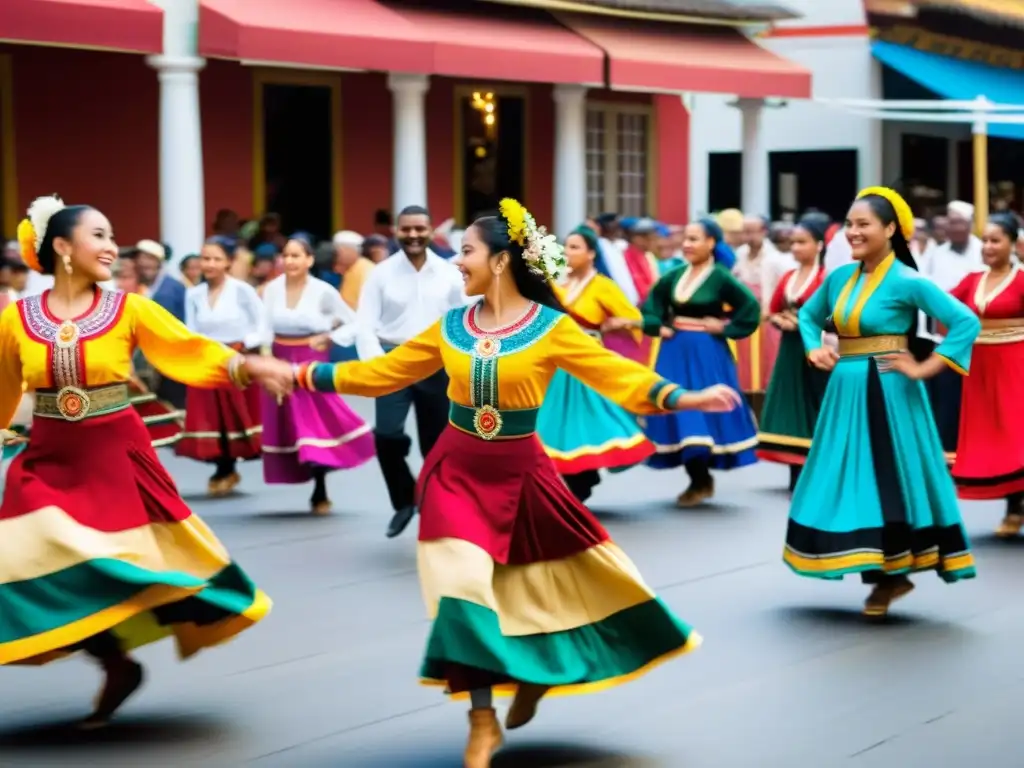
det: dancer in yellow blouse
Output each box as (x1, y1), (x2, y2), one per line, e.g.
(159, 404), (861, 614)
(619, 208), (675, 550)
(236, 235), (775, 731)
(290, 199), (740, 768)
(0, 196), (290, 728)
(536, 225), (656, 502)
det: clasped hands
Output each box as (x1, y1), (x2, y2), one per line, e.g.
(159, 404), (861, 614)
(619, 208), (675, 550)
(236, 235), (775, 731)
(243, 355), (298, 399)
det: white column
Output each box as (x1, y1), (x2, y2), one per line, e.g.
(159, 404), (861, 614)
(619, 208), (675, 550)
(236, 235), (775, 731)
(552, 84), (588, 239)
(738, 97), (769, 216)
(387, 73), (430, 214)
(147, 54), (206, 270)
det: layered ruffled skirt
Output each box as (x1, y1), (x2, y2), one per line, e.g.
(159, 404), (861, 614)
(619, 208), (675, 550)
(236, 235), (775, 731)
(416, 426), (699, 697)
(537, 369), (653, 474)
(0, 408), (269, 665)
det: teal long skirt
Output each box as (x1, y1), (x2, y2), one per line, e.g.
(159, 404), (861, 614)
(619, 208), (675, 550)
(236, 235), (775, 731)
(783, 353), (974, 583)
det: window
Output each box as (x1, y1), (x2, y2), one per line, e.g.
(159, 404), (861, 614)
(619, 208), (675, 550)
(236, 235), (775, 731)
(585, 103), (652, 218)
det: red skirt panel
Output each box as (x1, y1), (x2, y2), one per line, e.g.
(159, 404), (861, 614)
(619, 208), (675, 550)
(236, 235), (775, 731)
(175, 385), (263, 462)
(416, 426), (610, 565)
(2, 409), (189, 529)
(952, 341), (1024, 499)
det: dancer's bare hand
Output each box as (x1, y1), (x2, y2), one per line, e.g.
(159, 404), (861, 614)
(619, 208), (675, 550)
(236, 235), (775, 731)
(807, 347), (839, 372)
(601, 317), (633, 333)
(309, 334), (331, 352)
(659, 326), (675, 339)
(876, 351), (923, 379)
(676, 384), (743, 413)
(701, 317), (726, 335)
(245, 356), (294, 397)
(1, 429), (25, 446)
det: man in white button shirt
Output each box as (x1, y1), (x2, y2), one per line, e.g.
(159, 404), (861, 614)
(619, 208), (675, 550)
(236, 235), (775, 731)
(356, 205), (468, 538)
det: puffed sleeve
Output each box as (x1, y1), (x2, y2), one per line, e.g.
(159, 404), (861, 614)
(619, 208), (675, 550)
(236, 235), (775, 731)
(0, 304), (24, 429)
(799, 269), (834, 355)
(299, 320), (444, 398)
(551, 315), (686, 415)
(594, 276), (643, 342)
(718, 269), (760, 340)
(640, 268), (678, 337)
(907, 273), (981, 374)
(238, 280), (271, 350)
(128, 293), (238, 388)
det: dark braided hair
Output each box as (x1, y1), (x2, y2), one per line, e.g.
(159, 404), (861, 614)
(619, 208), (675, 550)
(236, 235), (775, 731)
(794, 216), (829, 265)
(469, 216), (566, 312)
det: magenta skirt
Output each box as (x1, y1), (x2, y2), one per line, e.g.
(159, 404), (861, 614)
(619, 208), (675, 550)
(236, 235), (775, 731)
(261, 342), (375, 484)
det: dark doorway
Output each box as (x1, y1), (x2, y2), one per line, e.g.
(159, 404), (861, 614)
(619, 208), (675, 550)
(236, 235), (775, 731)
(262, 84), (333, 240)
(459, 91), (525, 223)
(707, 152), (741, 214)
(769, 149), (859, 222)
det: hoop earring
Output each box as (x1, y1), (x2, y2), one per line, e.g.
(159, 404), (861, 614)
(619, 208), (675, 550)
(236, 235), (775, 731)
(62, 253), (73, 276)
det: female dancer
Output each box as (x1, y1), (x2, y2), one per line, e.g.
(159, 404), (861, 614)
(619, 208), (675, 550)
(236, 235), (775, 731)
(0, 196), (286, 725)
(757, 218), (829, 492)
(639, 218), (760, 506)
(949, 213), (1024, 536)
(289, 199), (739, 768)
(536, 225), (654, 503)
(261, 236), (375, 515)
(785, 187), (980, 617)
(176, 238), (268, 495)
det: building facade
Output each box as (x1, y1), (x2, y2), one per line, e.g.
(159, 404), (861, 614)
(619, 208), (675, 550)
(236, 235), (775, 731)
(0, 0), (811, 261)
(688, 0), (882, 222)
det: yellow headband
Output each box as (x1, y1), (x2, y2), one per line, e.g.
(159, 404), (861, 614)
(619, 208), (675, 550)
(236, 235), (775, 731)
(856, 186), (915, 242)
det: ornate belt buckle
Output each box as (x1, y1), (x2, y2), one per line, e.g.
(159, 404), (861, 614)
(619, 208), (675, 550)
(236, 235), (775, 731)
(472, 405), (503, 440)
(55, 386), (91, 421)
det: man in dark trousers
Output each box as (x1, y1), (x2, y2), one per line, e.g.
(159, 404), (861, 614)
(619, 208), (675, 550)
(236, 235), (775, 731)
(355, 206), (467, 537)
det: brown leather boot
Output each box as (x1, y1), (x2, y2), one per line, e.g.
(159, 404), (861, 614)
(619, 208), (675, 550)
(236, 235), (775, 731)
(464, 707), (503, 768)
(505, 683), (550, 730)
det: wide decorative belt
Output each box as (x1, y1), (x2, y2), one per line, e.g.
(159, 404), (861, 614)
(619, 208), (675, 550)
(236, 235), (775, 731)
(672, 318), (711, 332)
(34, 383), (131, 422)
(448, 403), (538, 441)
(977, 317), (1024, 345)
(837, 335), (907, 357)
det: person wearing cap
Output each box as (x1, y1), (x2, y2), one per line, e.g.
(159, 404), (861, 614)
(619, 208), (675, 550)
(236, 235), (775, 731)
(916, 201), (985, 460)
(716, 208), (745, 250)
(332, 230), (374, 311)
(732, 215), (796, 399)
(621, 217), (661, 304)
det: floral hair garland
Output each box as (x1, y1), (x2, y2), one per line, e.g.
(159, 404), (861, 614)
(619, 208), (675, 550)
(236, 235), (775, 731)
(498, 197), (567, 282)
(16, 194), (66, 274)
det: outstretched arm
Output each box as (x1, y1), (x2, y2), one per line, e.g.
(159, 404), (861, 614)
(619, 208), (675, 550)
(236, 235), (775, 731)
(296, 321), (444, 398)
(552, 316), (740, 415)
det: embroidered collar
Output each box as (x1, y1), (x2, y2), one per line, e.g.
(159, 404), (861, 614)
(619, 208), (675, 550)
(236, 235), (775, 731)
(20, 288), (126, 344)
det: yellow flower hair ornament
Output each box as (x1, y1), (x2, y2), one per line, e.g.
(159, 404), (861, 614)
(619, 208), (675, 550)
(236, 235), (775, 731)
(857, 186), (915, 242)
(17, 194), (67, 274)
(497, 197), (567, 282)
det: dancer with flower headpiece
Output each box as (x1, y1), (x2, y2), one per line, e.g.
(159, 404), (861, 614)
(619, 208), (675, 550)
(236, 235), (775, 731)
(638, 218), (761, 507)
(784, 187), (980, 618)
(285, 198), (740, 768)
(0, 195), (290, 727)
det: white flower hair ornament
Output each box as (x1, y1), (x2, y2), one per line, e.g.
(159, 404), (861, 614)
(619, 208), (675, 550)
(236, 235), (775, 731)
(17, 194), (66, 273)
(498, 197), (568, 283)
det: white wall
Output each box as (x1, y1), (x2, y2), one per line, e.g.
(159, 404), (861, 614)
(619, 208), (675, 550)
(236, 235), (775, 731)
(688, 0), (883, 217)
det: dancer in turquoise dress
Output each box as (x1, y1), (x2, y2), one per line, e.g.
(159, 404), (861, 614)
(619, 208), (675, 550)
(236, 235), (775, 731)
(784, 187), (981, 618)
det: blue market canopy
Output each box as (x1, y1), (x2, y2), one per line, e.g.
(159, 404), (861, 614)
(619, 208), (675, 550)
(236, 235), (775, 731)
(872, 40), (1024, 140)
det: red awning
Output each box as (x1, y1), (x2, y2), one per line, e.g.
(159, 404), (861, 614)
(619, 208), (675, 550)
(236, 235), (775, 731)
(560, 13), (812, 98)
(0, 0), (162, 54)
(381, 2), (605, 86)
(198, 0), (434, 73)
